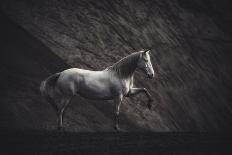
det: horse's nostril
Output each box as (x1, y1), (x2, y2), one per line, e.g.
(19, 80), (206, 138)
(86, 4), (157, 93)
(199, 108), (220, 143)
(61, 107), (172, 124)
(147, 74), (154, 78)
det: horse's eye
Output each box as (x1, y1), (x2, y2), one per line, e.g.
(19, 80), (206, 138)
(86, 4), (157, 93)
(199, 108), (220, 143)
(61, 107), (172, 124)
(144, 59), (148, 62)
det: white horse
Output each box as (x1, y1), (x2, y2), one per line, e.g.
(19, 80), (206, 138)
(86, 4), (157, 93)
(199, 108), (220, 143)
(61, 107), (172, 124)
(40, 49), (155, 131)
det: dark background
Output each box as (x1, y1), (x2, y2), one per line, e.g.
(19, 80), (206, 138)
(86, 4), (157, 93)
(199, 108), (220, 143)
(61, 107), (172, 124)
(0, 0), (232, 154)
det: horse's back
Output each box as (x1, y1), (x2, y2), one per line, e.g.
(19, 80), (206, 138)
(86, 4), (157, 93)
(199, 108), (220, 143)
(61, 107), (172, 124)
(57, 68), (122, 100)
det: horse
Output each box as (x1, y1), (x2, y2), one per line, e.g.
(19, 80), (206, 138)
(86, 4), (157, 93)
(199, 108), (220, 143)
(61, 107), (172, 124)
(40, 49), (155, 131)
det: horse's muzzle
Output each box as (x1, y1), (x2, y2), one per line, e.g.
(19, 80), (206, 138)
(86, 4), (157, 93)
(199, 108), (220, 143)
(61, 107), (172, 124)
(147, 73), (154, 79)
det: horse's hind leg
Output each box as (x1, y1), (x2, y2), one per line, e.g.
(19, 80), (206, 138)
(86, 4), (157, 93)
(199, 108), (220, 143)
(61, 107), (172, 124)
(58, 97), (71, 131)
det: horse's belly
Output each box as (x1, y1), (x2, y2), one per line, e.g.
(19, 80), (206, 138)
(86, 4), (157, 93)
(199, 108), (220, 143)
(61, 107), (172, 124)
(78, 86), (113, 100)
(77, 79), (115, 100)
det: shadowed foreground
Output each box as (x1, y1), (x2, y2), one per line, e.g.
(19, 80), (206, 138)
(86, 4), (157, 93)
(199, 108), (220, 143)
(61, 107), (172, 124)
(1, 131), (231, 154)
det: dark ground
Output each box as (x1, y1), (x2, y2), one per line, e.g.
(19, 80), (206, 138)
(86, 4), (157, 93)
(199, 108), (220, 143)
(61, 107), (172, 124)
(1, 131), (232, 154)
(0, 0), (232, 154)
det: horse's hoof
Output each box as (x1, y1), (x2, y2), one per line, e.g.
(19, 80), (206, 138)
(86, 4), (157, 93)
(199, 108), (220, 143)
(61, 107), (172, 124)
(147, 103), (152, 110)
(114, 125), (120, 132)
(58, 127), (66, 132)
(147, 99), (154, 110)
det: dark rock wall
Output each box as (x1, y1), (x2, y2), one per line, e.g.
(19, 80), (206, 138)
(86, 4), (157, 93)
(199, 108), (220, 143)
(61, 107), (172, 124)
(1, 0), (232, 131)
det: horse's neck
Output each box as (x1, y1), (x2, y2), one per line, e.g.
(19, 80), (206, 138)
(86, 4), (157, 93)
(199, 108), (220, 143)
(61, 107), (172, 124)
(111, 54), (138, 79)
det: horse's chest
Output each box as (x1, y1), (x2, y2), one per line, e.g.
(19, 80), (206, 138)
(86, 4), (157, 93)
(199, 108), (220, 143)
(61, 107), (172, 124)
(121, 79), (131, 95)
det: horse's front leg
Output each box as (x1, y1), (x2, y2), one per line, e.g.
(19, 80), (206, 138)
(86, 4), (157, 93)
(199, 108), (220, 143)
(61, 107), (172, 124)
(114, 95), (123, 131)
(127, 88), (153, 109)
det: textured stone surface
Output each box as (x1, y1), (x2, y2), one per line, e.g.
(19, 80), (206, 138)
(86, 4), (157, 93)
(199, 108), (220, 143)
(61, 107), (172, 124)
(0, 0), (232, 131)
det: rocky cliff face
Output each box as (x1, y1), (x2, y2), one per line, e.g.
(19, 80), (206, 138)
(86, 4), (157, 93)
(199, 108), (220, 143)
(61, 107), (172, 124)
(1, 0), (232, 131)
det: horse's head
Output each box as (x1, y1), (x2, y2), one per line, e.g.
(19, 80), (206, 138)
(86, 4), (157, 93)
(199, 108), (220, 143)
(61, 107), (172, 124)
(137, 50), (155, 79)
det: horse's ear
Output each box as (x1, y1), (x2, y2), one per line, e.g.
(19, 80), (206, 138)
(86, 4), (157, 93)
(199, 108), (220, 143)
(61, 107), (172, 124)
(143, 49), (150, 54)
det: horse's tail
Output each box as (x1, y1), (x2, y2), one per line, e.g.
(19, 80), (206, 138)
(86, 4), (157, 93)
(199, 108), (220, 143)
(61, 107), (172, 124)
(40, 73), (61, 114)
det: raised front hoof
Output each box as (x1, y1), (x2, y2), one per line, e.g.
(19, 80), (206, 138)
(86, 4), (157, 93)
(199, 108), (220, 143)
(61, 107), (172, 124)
(148, 98), (154, 102)
(147, 99), (154, 110)
(147, 103), (152, 110)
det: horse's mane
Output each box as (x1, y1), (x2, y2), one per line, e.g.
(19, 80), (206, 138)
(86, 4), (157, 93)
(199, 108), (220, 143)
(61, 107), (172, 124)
(106, 52), (141, 78)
